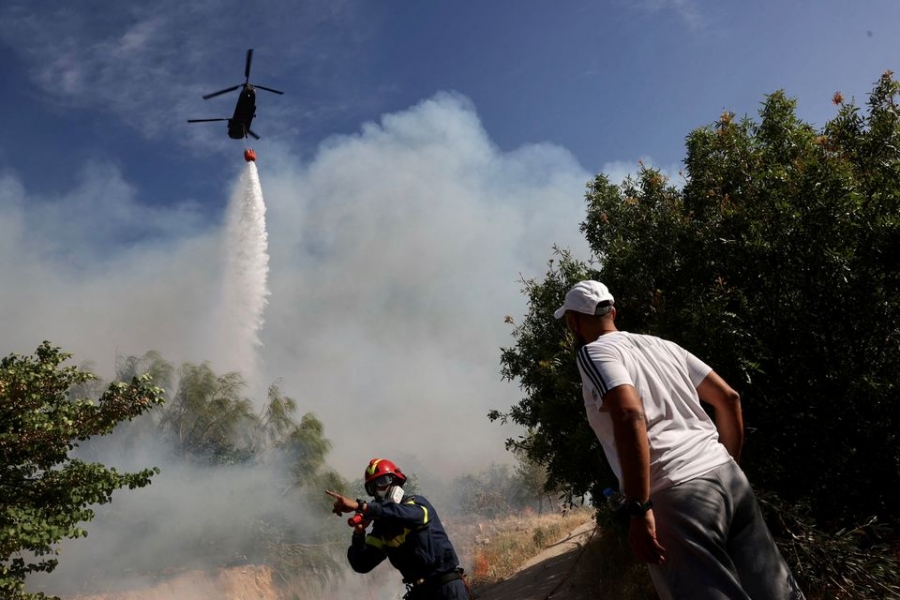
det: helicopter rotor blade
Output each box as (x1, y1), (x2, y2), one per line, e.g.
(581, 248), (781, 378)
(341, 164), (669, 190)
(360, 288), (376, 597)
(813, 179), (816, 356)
(253, 84), (284, 95)
(245, 48), (254, 82)
(202, 85), (242, 100)
(247, 128), (260, 140)
(187, 118), (229, 123)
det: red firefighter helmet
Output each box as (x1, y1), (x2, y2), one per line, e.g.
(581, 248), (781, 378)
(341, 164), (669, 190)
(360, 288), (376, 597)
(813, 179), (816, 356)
(364, 458), (407, 496)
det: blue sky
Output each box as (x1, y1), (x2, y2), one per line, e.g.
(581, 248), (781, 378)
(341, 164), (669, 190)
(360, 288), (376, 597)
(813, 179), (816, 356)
(1, 1), (899, 477)
(4, 1), (897, 205)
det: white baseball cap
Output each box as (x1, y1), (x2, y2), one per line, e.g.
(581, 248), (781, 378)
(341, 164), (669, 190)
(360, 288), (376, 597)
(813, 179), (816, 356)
(553, 280), (615, 319)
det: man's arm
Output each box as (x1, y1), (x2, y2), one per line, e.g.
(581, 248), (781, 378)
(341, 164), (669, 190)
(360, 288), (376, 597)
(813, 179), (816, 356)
(365, 496), (431, 527)
(348, 533), (387, 573)
(603, 384), (665, 565)
(696, 370), (744, 462)
(603, 384), (651, 505)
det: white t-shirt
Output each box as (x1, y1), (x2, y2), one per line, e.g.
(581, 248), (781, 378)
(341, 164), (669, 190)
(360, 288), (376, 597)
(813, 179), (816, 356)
(576, 331), (733, 494)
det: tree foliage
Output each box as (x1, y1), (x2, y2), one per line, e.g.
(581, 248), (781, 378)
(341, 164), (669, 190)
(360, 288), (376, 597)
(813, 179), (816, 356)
(0, 331), (360, 600)
(0, 343), (164, 599)
(156, 363), (257, 465)
(451, 464), (518, 519)
(492, 251), (614, 500)
(496, 73), (900, 534)
(512, 445), (554, 514)
(113, 352), (347, 579)
(113, 354), (344, 499)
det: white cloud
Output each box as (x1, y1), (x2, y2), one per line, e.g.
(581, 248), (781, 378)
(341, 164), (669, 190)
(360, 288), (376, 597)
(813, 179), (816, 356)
(616, 0), (707, 30)
(0, 1), (371, 146)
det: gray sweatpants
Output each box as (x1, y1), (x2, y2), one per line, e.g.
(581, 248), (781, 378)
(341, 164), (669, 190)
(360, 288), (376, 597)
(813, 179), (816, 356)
(647, 461), (805, 600)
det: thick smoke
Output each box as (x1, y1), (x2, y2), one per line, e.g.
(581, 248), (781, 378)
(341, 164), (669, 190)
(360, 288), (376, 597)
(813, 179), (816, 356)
(0, 91), (594, 475)
(255, 93), (592, 476)
(5, 92), (594, 597)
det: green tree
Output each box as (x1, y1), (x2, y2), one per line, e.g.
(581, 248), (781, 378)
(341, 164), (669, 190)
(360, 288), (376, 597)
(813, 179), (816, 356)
(253, 382), (298, 454)
(0, 343), (164, 599)
(451, 464), (520, 519)
(250, 392), (347, 592)
(589, 77), (900, 527)
(115, 351), (174, 392)
(279, 412), (345, 513)
(492, 250), (613, 502)
(512, 444), (556, 514)
(156, 362), (257, 465)
(495, 73), (900, 596)
(113, 356), (348, 590)
(145, 357), (344, 497)
(500, 72), (900, 525)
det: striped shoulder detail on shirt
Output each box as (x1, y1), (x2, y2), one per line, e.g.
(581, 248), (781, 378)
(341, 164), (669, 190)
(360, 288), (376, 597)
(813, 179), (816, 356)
(577, 345), (609, 396)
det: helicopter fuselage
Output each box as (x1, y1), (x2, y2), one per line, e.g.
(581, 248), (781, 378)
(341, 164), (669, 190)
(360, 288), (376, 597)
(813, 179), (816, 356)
(227, 86), (257, 139)
(188, 49), (281, 141)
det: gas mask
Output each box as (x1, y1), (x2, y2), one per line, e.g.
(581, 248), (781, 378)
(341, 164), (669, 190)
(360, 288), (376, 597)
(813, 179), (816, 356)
(379, 485), (404, 503)
(374, 481), (405, 503)
(368, 473), (405, 503)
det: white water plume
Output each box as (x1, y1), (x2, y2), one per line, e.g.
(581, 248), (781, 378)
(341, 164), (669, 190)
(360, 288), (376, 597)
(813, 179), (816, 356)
(216, 161), (270, 385)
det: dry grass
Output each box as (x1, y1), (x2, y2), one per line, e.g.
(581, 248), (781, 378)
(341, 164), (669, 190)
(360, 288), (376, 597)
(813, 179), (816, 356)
(448, 508), (657, 599)
(461, 508), (594, 587)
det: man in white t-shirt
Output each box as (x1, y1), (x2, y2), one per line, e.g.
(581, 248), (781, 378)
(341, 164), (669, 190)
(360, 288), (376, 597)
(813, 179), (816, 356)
(556, 280), (804, 600)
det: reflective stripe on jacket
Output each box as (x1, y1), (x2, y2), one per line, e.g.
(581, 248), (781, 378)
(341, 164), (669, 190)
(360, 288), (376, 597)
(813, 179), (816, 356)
(348, 494), (460, 583)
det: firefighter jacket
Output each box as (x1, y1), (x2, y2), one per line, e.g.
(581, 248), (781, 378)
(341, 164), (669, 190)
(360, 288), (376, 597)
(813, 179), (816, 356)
(347, 494), (460, 584)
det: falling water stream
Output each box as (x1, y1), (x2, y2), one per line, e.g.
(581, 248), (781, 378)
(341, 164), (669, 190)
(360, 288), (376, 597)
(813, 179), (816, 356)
(218, 160), (270, 383)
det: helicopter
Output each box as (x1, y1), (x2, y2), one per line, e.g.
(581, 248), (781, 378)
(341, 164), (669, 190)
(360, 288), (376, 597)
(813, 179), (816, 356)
(187, 49), (283, 140)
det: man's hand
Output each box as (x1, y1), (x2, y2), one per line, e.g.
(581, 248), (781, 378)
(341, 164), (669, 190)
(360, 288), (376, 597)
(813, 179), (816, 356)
(628, 511), (667, 565)
(325, 490), (360, 516)
(352, 522), (368, 536)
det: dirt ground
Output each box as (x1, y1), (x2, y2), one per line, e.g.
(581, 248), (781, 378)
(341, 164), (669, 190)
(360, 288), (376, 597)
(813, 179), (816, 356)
(475, 520), (607, 600)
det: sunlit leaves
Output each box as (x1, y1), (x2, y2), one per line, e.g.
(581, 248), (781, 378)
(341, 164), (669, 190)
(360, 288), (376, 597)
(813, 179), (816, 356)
(0, 342), (164, 599)
(498, 73), (900, 529)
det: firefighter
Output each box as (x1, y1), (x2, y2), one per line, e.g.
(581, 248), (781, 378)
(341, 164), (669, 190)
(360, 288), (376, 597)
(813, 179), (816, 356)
(326, 458), (470, 600)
